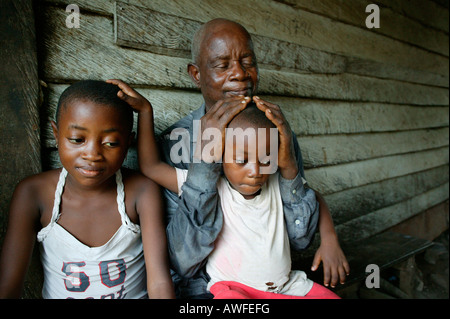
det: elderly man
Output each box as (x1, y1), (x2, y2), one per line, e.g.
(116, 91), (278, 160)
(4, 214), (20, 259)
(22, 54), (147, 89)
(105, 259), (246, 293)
(160, 18), (348, 298)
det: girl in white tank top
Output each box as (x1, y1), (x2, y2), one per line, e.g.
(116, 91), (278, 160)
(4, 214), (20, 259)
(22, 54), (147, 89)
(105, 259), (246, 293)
(0, 80), (174, 299)
(37, 168), (147, 299)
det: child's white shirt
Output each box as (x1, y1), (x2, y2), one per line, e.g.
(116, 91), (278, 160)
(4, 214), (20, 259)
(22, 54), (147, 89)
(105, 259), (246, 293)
(175, 168), (312, 295)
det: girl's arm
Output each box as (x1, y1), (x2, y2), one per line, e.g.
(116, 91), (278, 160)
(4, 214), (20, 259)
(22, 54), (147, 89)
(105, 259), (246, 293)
(0, 178), (40, 298)
(135, 176), (175, 298)
(106, 79), (178, 193)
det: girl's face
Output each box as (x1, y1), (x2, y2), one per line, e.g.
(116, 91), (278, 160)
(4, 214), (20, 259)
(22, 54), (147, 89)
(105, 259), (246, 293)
(51, 100), (133, 189)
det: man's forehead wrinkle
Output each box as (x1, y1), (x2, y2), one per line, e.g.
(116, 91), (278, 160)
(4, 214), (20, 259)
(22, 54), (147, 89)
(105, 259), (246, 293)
(206, 41), (254, 63)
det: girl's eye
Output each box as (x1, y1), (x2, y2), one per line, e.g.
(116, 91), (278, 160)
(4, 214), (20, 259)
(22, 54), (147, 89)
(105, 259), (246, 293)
(104, 141), (119, 148)
(68, 138), (84, 144)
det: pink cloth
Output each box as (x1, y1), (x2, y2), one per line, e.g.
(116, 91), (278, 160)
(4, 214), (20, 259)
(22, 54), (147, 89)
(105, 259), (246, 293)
(211, 281), (341, 299)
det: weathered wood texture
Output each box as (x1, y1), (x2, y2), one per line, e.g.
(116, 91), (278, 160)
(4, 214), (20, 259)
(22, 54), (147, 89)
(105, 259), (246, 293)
(0, 0), (42, 298)
(35, 0), (448, 245)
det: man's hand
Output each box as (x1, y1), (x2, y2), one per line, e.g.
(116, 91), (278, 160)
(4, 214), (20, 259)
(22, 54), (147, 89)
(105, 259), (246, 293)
(195, 96), (250, 163)
(253, 96), (298, 179)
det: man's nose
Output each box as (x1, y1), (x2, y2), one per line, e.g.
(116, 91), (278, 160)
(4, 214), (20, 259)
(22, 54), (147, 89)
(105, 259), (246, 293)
(229, 61), (248, 81)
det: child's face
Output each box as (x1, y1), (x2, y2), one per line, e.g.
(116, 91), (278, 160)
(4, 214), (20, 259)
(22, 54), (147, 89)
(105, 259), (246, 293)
(223, 126), (274, 200)
(51, 100), (133, 188)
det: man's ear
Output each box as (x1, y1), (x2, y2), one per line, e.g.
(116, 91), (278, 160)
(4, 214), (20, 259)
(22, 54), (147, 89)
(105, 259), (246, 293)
(187, 63), (201, 88)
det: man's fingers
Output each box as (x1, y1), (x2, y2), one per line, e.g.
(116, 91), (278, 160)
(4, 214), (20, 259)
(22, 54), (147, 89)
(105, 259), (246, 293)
(219, 96), (250, 122)
(253, 96), (288, 130)
(215, 96), (249, 118)
(204, 96), (250, 128)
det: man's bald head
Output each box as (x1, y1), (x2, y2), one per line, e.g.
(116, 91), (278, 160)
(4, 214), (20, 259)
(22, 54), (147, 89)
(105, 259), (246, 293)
(191, 18), (254, 65)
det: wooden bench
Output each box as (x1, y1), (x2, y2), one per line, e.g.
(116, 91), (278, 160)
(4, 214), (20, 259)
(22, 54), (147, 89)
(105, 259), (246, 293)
(292, 231), (433, 298)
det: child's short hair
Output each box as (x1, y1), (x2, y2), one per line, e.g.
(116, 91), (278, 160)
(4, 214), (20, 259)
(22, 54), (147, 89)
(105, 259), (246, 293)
(55, 80), (133, 132)
(229, 102), (275, 129)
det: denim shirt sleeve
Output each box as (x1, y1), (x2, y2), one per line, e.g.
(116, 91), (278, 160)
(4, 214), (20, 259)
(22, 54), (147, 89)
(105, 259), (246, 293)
(279, 172), (319, 251)
(166, 161), (223, 278)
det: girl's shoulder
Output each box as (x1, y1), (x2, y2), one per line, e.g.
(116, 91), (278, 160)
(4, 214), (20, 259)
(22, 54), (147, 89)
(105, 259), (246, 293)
(9, 169), (62, 224)
(14, 168), (61, 198)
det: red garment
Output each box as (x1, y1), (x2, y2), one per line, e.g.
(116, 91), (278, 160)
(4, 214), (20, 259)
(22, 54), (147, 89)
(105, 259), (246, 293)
(211, 281), (341, 299)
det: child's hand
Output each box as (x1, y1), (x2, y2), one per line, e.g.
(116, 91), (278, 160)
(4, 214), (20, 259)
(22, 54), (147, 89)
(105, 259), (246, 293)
(311, 239), (350, 288)
(252, 96), (298, 180)
(106, 79), (152, 114)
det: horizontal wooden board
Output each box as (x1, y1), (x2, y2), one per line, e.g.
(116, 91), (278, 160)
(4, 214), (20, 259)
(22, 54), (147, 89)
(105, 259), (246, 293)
(376, 0), (449, 33)
(114, 1), (448, 87)
(337, 57), (448, 88)
(114, 1), (198, 58)
(38, 7), (450, 105)
(279, 100), (449, 136)
(299, 127), (449, 167)
(326, 165), (449, 224)
(46, 0), (449, 77)
(306, 147), (449, 194)
(335, 182), (449, 241)
(278, 0), (449, 56)
(258, 70), (449, 104)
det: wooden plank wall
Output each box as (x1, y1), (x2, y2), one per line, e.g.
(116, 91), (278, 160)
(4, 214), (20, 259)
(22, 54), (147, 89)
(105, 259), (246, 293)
(1, 0), (42, 298)
(36, 0), (449, 243)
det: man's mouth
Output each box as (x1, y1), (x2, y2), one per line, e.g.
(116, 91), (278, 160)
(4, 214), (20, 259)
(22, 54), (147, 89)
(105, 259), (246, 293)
(226, 87), (252, 97)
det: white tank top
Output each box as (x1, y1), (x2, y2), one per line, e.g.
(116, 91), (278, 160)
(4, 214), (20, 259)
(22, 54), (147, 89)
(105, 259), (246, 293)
(37, 168), (147, 299)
